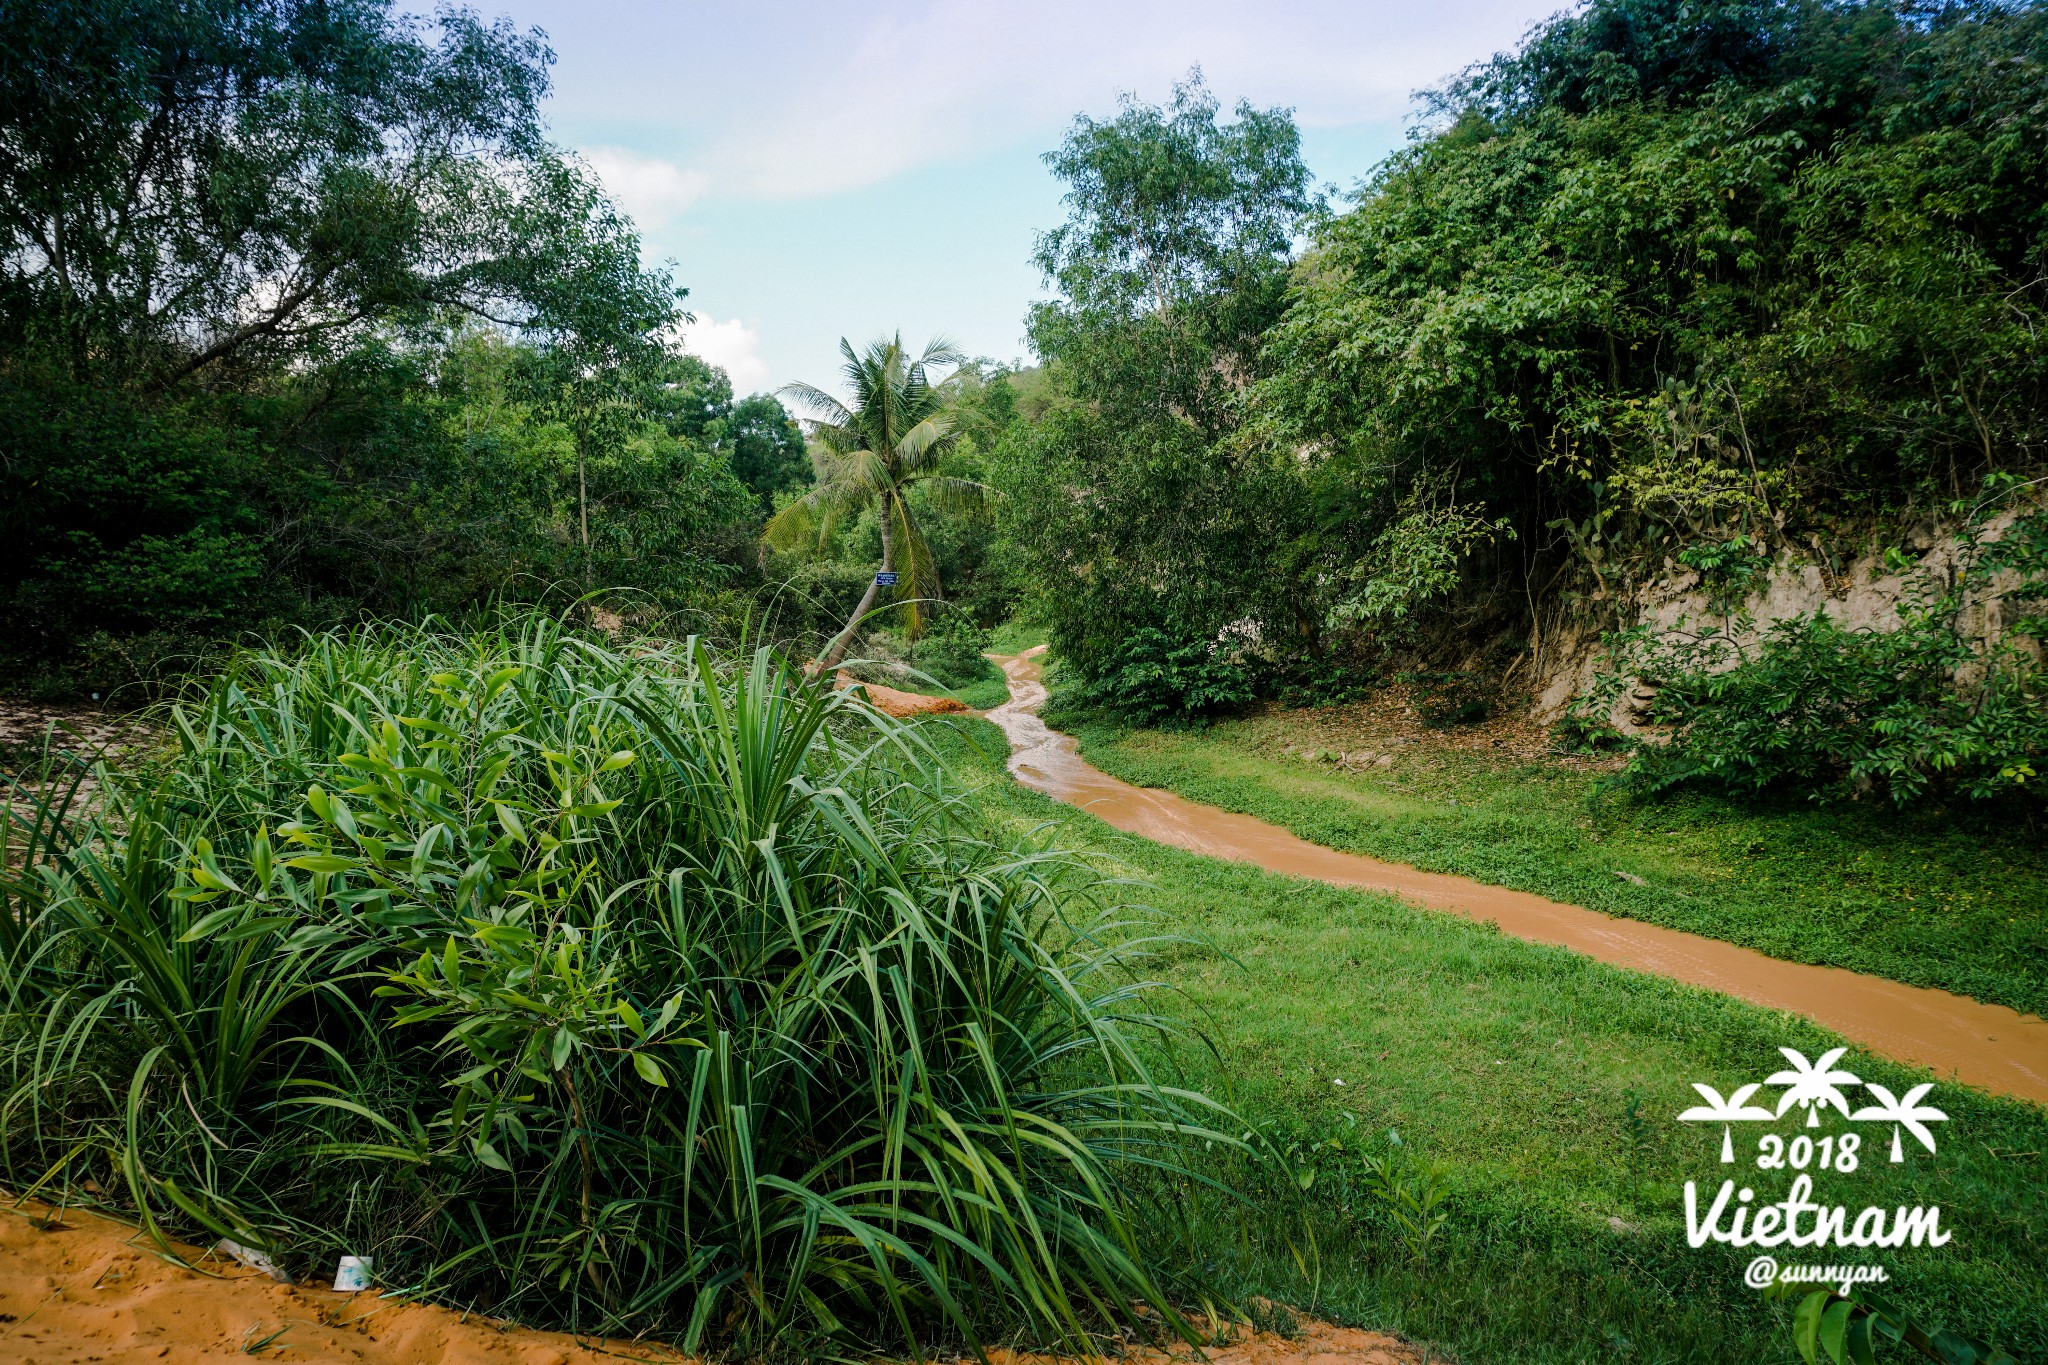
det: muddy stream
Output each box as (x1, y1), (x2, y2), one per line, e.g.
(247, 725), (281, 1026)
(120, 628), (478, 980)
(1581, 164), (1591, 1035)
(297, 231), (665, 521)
(984, 647), (2048, 1105)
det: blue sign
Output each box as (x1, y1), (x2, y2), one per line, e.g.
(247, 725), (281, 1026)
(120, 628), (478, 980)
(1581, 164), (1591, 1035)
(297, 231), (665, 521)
(874, 571), (899, 586)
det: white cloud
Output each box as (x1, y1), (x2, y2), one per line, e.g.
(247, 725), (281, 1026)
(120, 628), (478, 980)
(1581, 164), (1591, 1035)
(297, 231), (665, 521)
(676, 313), (773, 397)
(540, 0), (1555, 205)
(583, 145), (709, 228)
(692, 0), (1547, 201)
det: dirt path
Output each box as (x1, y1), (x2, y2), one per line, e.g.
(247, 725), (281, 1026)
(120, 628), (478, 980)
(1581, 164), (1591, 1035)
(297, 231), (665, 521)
(984, 647), (2048, 1105)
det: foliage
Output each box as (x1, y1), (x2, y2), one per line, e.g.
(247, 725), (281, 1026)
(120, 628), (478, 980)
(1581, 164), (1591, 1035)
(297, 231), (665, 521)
(0, 615), (1237, 1352)
(1240, 0), (2048, 672)
(0, 2), (800, 697)
(909, 613), (999, 690)
(1677, 533), (1773, 613)
(1607, 501), (2048, 804)
(0, 0), (673, 385)
(995, 73), (1321, 685)
(1050, 626), (1256, 728)
(1766, 1281), (2019, 1365)
(769, 335), (989, 662)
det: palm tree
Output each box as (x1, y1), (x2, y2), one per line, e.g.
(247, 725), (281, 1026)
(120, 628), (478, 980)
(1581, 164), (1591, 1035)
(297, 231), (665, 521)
(1851, 1084), (1948, 1163)
(1678, 1082), (1775, 1163)
(767, 334), (987, 669)
(1765, 1047), (1862, 1128)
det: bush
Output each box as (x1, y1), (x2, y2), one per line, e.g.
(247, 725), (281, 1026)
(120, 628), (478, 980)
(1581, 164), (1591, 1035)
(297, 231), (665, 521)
(1053, 626), (1256, 728)
(908, 612), (999, 688)
(0, 614), (1234, 1353)
(1603, 505), (2048, 803)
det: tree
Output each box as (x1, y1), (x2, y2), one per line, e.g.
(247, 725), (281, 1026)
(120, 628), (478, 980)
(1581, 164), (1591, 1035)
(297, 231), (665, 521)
(0, 0), (680, 387)
(997, 73), (1319, 686)
(721, 394), (811, 516)
(767, 335), (985, 668)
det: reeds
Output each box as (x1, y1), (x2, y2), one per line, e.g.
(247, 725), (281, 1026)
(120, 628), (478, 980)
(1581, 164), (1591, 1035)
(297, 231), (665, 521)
(1, 613), (1233, 1353)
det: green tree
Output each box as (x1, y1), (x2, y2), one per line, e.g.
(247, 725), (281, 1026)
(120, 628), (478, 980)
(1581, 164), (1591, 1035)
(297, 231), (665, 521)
(767, 335), (985, 667)
(998, 73), (1318, 685)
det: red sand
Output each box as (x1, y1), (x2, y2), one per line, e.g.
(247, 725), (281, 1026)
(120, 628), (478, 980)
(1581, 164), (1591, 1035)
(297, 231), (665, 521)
(0, 1202), (1432, 1365)
(834, 672), (970, 717)
(0, 1202), (685, 1365)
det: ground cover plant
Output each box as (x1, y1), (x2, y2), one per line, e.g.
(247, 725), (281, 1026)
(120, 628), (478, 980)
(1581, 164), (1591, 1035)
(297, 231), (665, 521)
(1059, 710), (2048, 1018)
(918, 715), (2048, 1363)
(0, 615), (1238, 1355)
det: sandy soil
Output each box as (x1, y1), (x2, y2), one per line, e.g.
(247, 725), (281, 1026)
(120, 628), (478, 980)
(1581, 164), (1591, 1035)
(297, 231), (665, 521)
(0, 1202), (686, 1365)
(834, 672), (969, 717)
(0, 1201), (1433, 1365)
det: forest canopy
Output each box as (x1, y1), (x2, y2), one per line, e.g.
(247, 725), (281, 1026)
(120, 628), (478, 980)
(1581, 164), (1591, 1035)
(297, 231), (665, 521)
(0, 0), (806, 696)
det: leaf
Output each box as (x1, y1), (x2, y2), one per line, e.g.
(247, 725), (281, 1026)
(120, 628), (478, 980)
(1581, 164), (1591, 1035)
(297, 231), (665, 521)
(178, 907), (244, 943)
(474, 1141), (511, 1172)
(1793, 1291), (1828, 1365)
(632, 1051), (668, 1087)
(283, 855), (357, 874)
(1819, 1299), (1854, 1364)
(1845, 1314), (1878, 1365)
(551, 1026), (574, 1071)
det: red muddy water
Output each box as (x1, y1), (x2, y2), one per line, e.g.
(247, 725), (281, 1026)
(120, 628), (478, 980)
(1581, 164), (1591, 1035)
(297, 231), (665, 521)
(984, 647), (2048, 1106)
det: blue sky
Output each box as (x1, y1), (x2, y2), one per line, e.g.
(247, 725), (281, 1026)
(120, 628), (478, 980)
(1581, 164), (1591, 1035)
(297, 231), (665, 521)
(498, 1), (1564, 397)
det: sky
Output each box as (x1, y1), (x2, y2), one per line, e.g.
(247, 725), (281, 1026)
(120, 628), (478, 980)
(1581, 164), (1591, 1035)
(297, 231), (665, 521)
(491, 0), (1565, 400)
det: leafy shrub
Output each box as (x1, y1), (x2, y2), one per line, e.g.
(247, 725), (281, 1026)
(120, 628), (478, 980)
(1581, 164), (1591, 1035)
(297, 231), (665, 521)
(1604, 502), (2048, 804)
(0, 614), (1234, 1353)
(1678, 534), (1772, 613)
(908, 612), (999, 688)
(1055, 626), (1256, 727)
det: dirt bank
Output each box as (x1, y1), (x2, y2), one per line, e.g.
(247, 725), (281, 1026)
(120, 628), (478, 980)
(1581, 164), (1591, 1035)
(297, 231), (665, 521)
(0, 1200), (1431, 1365)
(0, 1201), (685, 1364)
(834, 672), (969, 717)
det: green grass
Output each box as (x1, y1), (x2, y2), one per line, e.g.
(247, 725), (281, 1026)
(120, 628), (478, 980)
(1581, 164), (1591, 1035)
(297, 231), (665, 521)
(1065, 715), (2048, 1018)
(916, 714), (2048, 1363)
(985, 620), (1049, 655)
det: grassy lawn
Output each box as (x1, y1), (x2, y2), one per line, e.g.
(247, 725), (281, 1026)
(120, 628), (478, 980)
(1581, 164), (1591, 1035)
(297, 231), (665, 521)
(1063, 711), (2048, 1018)
(915, 713), (2048, 1363)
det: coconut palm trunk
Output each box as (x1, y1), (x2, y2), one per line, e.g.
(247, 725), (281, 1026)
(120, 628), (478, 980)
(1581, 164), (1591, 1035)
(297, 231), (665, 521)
(766, 335), (989, 671)
(817, 493), (895, 670)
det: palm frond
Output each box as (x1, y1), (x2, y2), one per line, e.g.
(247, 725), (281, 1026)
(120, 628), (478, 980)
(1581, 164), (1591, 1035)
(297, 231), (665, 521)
(776, 381), (855, 432)
(893, 413), (958, 474)
(917, 475), (993, 517)
(889, 497), (943, 639)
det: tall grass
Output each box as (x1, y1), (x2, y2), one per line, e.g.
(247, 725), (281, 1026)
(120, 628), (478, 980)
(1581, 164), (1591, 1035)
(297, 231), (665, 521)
(0, 614), (1235, 1353)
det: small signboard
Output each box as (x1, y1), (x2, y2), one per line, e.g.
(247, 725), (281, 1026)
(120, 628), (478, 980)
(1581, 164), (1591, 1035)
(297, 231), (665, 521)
(874, 571), (899, 586)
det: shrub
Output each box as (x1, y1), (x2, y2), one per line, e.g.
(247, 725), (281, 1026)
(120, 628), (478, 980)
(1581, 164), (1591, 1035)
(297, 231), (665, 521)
(1602, 502), (2048, 804)
(0, 614), (1234, 1353)
(908, 613), (999, 689)
(1054, 626), (1255, 728)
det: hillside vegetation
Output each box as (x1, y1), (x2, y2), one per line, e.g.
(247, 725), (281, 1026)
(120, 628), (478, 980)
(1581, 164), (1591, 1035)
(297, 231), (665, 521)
(988, 0), (2048, 807)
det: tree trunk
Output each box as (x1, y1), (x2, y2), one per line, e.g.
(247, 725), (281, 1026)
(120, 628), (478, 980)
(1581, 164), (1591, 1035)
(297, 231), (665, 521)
(817, 495), (895, 671)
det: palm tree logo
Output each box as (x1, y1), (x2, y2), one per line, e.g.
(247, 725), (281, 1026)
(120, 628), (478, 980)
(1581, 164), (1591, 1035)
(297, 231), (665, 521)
(1851, 1083), (1948, 1162)
(1678, 1083), (1776, 1163)
(1765, 1047), (1861, 1128)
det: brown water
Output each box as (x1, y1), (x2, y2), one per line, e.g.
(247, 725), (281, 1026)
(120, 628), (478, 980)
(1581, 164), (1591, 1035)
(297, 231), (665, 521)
(985, 647), (2048, 1105)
